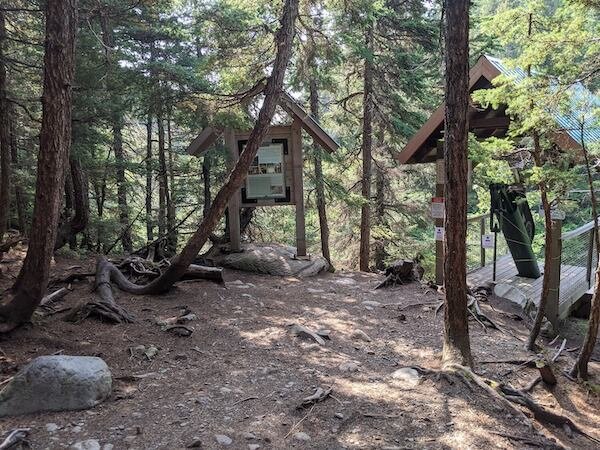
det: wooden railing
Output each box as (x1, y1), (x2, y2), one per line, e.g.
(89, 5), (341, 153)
(561, 217), (599, 290)
(466, 213), (492, 271)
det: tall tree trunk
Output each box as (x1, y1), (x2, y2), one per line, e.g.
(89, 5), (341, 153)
(0, 0), (78, 331)
(524, 14), (554, 350)
(373, 161), (386, 271)
(570, 128), (600, 379)
(526, 134), (554, 350)
(54, 157), (89, 250)
(146, 115), (154, 241)
(309, 77), (331, 266)
(359, 26), (374, 272)
(9, 110), (25, 234)
(107, 0), (298, 294)
(99, 11), (131, 253)
(0, 9), (11, 241)
(442, 0), (473, 368)
(113, 120), (132, 252)
(93, 173), (107, 252)
(166, 115), (176, 253)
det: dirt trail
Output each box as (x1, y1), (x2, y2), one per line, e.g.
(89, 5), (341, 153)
(0, 256), (599, 449)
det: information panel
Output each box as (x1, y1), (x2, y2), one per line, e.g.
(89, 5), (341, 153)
(246, 143), (286, 199)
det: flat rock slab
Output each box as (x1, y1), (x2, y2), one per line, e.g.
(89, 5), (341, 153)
(390, 367), (421, 386)
(0, 355), (112, 417)
(209, 243), (329, 277)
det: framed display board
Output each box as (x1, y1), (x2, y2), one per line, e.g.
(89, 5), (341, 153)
(245, 141), (286, 199)
(238, 137), (292, 205)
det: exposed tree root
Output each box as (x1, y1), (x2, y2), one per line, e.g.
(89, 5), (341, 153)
(68, 256), (223, 325)
(66, 257), (138, 324)
(418, 363), (600, 445)
(116, 256), (224, 285)
(66, 300), (135, 324)
(0, 428), (30, 450)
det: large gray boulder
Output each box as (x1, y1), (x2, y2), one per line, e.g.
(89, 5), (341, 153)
(0, 355), (112, 417)
(209, 243), (329, 277)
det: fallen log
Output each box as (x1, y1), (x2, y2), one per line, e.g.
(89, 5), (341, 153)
(117, 256), (224, 284)
(0, 236), (25, 254)
(40, 287), (70, 307)
(181, 264), (224, 284)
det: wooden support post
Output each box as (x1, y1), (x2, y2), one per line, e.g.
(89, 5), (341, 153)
(435, 156), (444, 285)
(545, 219), (562, 329)
(480, 216), (486, 268)
(224, 129), (241, 252)
(292, 119), (307, 257)
(586, 225), (595, 288)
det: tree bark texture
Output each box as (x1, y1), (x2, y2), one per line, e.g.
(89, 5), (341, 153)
(0, 0), (78, 330)
(54, 157), (90, 250)
(309, 76), (331, 266)
(0, 10), (11, 241)
(113, 121), (132, 252)
(442, 0), (473, 368)
(374, 163), (387, 271)
(103, 0), (299, 294)
(359, 26), (374, 272)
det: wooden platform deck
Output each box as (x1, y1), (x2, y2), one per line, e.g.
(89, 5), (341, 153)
(468, 254), (589, 319)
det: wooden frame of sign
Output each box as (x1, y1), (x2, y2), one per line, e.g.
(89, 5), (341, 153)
(224, 121), (306, 256)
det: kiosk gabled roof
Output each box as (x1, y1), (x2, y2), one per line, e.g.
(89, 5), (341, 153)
(187, 91), (340, 156)
(396, 55), (600, 164)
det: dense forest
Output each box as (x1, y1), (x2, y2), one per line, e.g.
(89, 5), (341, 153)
(0, 0), (599, 448)
(0, 0), (597, 269)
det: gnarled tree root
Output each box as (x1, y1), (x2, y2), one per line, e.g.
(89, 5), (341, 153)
(419, 364), (600, 446)
(66, 300), (135, 324)
(66, 257), (137, 324)
(68, 256), (223, 325)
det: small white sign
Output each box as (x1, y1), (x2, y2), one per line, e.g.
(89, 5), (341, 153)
(431, 197), (445, 219)
(481, 234), (495, 249)
(434, 226), (445, 241)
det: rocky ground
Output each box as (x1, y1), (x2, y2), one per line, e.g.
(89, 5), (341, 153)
(0, 253), (599, 450)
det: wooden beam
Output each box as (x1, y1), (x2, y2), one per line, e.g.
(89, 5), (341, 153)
(186, 127), (221, 156)
(278, 92), (339, 154)
(469, 116), (510, 130)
